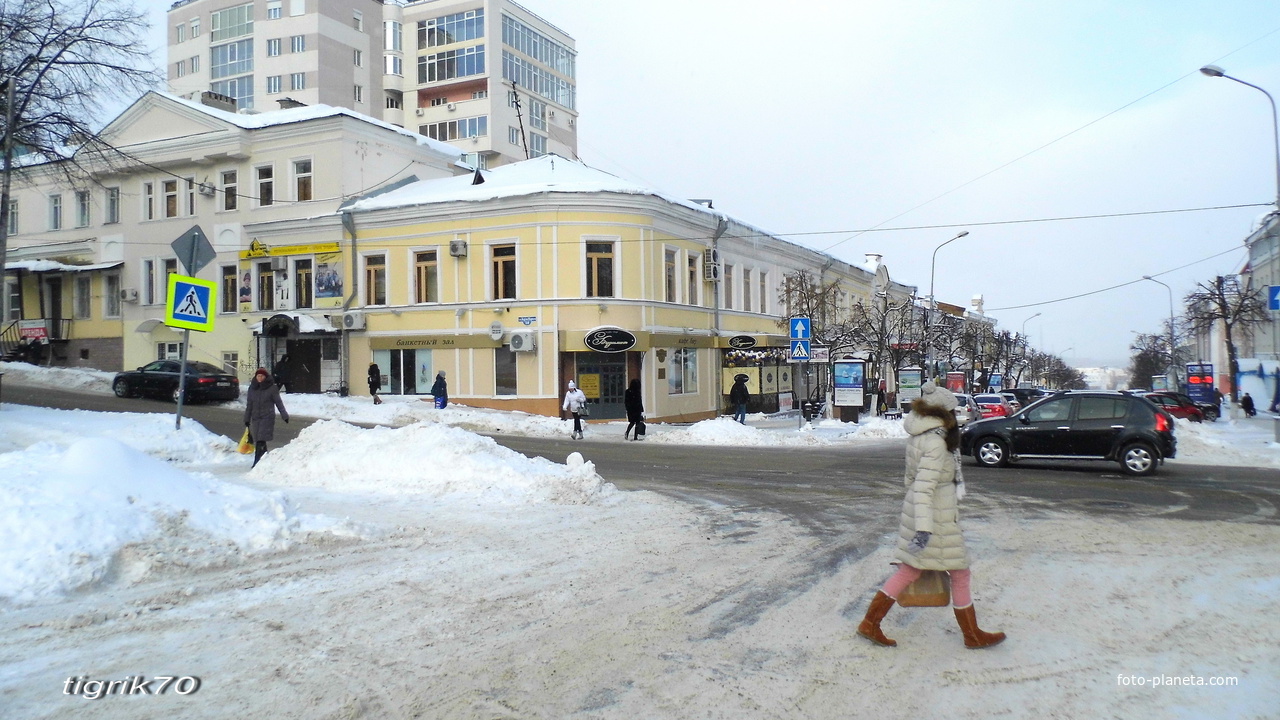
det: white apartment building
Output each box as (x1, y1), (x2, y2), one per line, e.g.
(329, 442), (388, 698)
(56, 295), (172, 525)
(166, 0), (578, 168)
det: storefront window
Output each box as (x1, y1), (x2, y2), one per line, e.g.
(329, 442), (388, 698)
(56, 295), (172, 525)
(668, 347), (698, 395)
(495, 347), (517, 395)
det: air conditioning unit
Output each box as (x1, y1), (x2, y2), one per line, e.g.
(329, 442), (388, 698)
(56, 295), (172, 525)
(448, 239), (468, 257)
(341, 311), (367, 330)
(509, 330), (536, 352)
(119, 288), (139, 303)
(447, 102), (457, 111)
(197, 182), (216, 197)
(703, 260), (722, 281)
(415, 108), (425, 116)
(270, 257), (287, 271)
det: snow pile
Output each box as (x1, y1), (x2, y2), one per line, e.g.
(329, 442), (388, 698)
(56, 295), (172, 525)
(0, 360), (114, 394)
(1171, 416), (1280, 468)
(831, 415), (909, 440)
(0, 438), (344, 604)
(253, 419), (613, 504)
(0, 404), (240, 463)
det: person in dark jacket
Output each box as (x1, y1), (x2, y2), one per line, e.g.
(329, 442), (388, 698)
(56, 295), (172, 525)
(368, 362), (383, 405)
(624, 379), (644, 440)
(244, 367), (289, 467)
(1240, 392), (1256, 417)
(430, 371), (448, 408)
(729, 375), (750, 424)
(273, 354), (292, 393)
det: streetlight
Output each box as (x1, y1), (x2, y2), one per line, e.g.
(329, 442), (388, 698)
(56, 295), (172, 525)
(1142, 275), (1177, 388)
(1021, 312), (1041, 339)
(1199, 65), (1280, 210)
(925, 230), (969, 379)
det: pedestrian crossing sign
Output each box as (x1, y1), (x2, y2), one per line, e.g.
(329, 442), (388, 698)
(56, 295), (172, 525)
(165, 274), (217, 332)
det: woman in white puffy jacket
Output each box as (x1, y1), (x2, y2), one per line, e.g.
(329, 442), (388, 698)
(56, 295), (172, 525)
(563, 380), (588, 439)
(857, 381), (1007, 649)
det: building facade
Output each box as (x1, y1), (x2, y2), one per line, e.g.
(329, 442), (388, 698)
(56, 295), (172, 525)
(166, 0), (578, 168)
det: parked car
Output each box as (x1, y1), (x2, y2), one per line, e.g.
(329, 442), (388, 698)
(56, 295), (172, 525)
(1141, 392), (1206, 422)
(1144, 391), (1218, 422)
(999, 391), (1022, 413)
(1004, 387), (1049, 408)
(960, 391), (1177, 476)
(113, 360), (241, 404)
(953, 393), (983, 425)
(973, 393), (1015, 419)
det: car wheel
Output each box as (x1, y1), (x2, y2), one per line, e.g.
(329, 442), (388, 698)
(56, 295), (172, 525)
(1119, 443), (1158, 476)
(974, 437), (1010, 468)
(112, 379), (133, 398)
(1203, 408), (1219, 422)
(171, 386), (184, 404)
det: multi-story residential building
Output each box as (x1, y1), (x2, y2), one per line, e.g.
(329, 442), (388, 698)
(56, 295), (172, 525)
(2, 91), (464, 378)
(166, 0), (578, 168)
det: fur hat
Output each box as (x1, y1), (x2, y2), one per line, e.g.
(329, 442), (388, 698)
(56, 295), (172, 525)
(916, 380), (958, 411)
(254, 367), (269, 378)
(567, 380), (576, 389)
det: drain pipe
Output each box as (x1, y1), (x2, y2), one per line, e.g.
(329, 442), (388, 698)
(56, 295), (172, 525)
(710, 216), (729, 334)
(339, 210), (358, 396)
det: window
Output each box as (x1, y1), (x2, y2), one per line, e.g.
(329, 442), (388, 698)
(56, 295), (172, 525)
(529, 99), (546, 131)
(163, 259), (178, 304)
(759, 272), (768, 313)
(509, 126), (521, 146)
(143, 182), (154, 220)
(267, 0), (281, 20)
(105, 187), (120, 224)
(491, 244), (516, 299)
(190, 18), (200, 37)
(294, 259), (312, 309)
(210, 75), (253, 109)
(257, 166), (274, 206)
(354, 49), (363, 67)
(415, 250), (439, 303)
(256, 262), (274, 311)
(211, 3), (253, 42)
(1078, 397), (1129, 421)
(668, 347), (698, 395)
(290, 72), (306, 90)
(585, 242), (613, 298)
(501, 15), (575, 76)
(742, 268), (752, 313)
(472, 90), (488, 99)
(501, 51), (576, 110)
(74, 190), (91, 228)
(5, 199), (16, 235)
(176, 23), (186, 43)
(221, 265), (238, 313)
(211, 39), (253, 79)
(354, 85), (364, 103)
(723, 263), (734, 310)
(267, 38), (281, 56)
(222, 352), (239, 375)
(157, 343), (184, 360)
(686, 253), (700, 305)
(386, 94), (403, 110)
(353, 10), (363, 31)
(74, 275), (92, 319)
(495, 347), (517, 396)
(418, 9), (484, 49)
(5, 277), (20, 320)
(528, 132), (546, 157)
(385, 55), (403, 76)
(421, 116), (488, 141)
(364, 255), (386, 305)
(185, 178), (196, 215)
(1027, 399), (1072, 423)
(104, 273), (121, 318)
(293, 159), (312, 201)
(190, 55), (199, 73)
(143, 260), (156, 304)
(266, 75), (282, 94)
(418, 46), (486, 83)
(385, 21), (402, 52)
(48, 194), (62, 230)
(221, 170), (238, 211)
(431, 96), (448, 106)
(291, 35), (305, 53)
(163, 179), (179, 218)
(664, 249), (677, 302)
(176, 59), (187, 77)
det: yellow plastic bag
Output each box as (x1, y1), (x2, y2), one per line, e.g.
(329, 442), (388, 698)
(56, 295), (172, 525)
(237, 428), (254, 455)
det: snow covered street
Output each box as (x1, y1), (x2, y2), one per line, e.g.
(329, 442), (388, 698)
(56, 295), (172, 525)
(1, 362), (1277, 718)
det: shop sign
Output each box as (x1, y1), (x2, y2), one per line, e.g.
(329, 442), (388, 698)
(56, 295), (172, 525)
(728, 335), (757, 350)
(18, 319), (48, 341)
(370, 334), (501, 350)
(584, 327), (637, 353)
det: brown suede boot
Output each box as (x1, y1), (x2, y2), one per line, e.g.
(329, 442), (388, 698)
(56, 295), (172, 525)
(954, 604), (1006, 649)
(857, 591), (898, 647)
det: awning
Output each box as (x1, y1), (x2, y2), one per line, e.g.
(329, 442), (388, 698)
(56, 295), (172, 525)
(249, 312), (333, 335)
(5, 260), (123, 273)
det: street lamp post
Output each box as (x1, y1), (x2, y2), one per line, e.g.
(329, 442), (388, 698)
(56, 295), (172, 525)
(1200, 65), (1280, 210)
(925, 230), (969, 379)
(1020, 312), (1041, 341)
(1142, 275), (1177, 388)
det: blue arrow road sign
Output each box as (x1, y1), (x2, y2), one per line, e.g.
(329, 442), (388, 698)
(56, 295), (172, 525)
(790, 317), (810, 340)
(1269, 285), (1279, 311)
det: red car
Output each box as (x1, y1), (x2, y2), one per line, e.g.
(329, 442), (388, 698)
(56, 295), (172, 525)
(973, 393), (1015, 419)
(1142, 392), (1205, 422)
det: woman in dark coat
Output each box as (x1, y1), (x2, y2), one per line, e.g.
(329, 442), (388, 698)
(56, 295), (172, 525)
(430, 371), (448, 408)
(244, 367), (289, 467)
(368, 362), (383, 405)
(623, 379), (644, 440)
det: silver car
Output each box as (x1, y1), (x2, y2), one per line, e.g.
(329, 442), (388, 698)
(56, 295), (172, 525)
(953, 393), (982, 425)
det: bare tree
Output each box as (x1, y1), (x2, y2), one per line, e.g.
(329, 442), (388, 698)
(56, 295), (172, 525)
(1128, 333), (1168, 390)
(1182, 275), (1269, 402)
(1, 0), (159, 316)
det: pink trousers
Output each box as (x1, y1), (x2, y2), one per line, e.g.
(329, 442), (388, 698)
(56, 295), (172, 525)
(881, 564), (973, 608)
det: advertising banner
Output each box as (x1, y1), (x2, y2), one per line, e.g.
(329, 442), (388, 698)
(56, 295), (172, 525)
(833, 361), (865, 407)
(898, 368), (923, 401)
(722, 367), (760, 395)
(945, 371), (967, 394)
(988, 372), (1003, 392)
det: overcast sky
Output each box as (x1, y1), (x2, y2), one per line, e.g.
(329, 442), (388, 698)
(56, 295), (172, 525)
(147, 1), (1280, 367)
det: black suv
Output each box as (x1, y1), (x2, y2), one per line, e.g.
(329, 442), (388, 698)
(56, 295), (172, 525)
(959, 391), (1176, 476)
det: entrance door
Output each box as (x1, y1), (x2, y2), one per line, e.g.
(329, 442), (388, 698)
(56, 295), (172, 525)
(44, 277), (64, 338)
(575, 352), (627, 419)
(286, 339), (323, 393)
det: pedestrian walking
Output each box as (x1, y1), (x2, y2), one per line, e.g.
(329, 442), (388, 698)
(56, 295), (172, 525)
(624, 379), (644, 440)
(244, 367), (289, 468)
(431, 371), (448, 408)
(368, 362), (383, 405)
(1240, 392), (1256, 417)
(857, 380), (1006, 649)
(273, 354), (292, 393)
(729, 374), (750, 424)
(1215, 388), (1225, 417)
(563, 380), (587, 439)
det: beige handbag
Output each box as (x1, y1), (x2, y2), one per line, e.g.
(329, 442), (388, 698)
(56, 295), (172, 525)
(896, 569), (951, 607)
